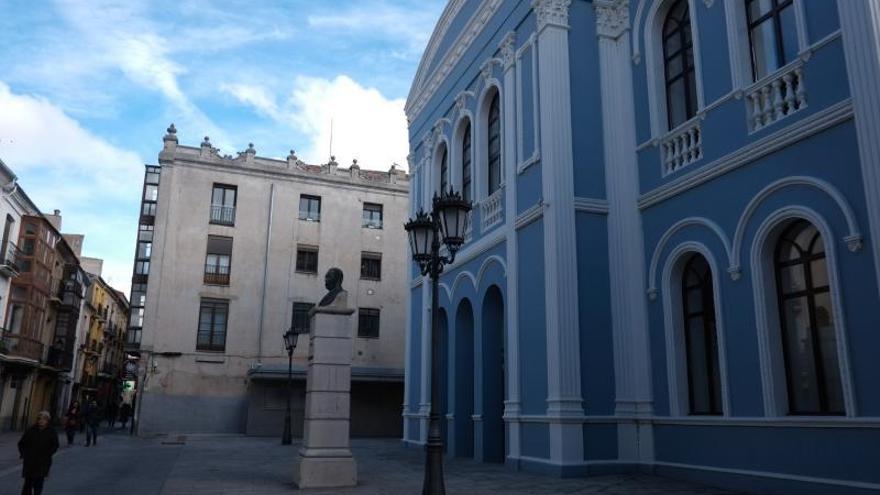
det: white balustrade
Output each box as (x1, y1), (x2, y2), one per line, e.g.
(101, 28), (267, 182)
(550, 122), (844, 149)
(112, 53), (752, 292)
(747, 63), (807, 132)
(661, 118), (702, 176)
(481, 188), (504, 232)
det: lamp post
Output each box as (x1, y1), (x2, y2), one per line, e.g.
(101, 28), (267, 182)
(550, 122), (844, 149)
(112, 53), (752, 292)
(405, 188), (472, 495)
(282, 327), (300, 445)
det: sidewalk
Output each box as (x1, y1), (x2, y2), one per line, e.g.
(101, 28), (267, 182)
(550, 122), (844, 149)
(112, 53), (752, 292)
(0, 432), (743, 494)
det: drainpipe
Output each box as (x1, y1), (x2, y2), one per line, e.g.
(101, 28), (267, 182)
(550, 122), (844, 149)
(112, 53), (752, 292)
(257, 183), (275, 362)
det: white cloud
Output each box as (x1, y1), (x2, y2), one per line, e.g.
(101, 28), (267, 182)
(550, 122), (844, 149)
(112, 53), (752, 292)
(222, 75), (409, 171)
(0, 81), (142, 296)
(289, 76), (408, 169)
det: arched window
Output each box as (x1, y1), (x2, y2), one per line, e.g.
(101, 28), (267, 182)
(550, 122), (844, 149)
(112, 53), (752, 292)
(774, 220), (844, 415)
(663, 0), (697, 129)
(462, 121), (472, 203)
(487, 92), (501, 196)
(746, 0), (797, 81)
(681, 253), (722, 415)
(439, 145), (448, 195)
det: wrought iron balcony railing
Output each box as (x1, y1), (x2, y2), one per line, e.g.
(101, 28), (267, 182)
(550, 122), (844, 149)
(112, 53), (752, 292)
(209, 205), (236, 226)
(204, 264), (230, 285)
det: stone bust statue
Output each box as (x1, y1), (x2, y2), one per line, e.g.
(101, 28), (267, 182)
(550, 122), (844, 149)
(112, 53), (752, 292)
(318, 267), (347, 308)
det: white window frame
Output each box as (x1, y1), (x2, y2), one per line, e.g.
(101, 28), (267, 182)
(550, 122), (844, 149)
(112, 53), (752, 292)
(749, 205), (856, 417)
(644, 0), (706, 138)
(475, 80), (503, 202)
(451, 113), (474, 201)
(724, 0), (809, 91)
(661, 241), (731, 417)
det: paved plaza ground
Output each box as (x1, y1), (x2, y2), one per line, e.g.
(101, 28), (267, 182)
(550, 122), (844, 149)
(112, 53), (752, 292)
(0, 428), (743, 494)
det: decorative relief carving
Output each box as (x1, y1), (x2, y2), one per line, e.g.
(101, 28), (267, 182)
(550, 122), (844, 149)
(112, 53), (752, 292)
(594, 0), (630, 40)
(532, 0), (571, 31)
(499, 31), (516, 69)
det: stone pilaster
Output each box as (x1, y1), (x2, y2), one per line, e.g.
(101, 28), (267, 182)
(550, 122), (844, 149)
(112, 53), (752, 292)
(838, 0), (880, 299)
(594, 0), (654, 463)
(533, 0), (584, 464)
(500, 30), (522, 464)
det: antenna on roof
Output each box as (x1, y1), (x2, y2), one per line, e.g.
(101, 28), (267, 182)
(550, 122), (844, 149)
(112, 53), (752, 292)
(329, 118), (334, 160)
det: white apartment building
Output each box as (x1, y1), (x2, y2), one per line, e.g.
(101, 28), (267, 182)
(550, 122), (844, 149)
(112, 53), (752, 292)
(132, 125), (410, 435)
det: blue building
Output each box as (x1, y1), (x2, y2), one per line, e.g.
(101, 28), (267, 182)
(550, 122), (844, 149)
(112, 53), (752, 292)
(403, 1), (880, 493)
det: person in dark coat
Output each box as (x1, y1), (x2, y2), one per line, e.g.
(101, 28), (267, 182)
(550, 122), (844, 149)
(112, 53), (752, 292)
(63, 401), (81, 446)
(18, 411), (59, 495)
(83, 398), (101, 446)
(118, 402), (132, 429)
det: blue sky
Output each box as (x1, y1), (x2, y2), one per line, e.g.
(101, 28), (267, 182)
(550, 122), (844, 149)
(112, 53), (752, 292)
(0, 0), (445, 295)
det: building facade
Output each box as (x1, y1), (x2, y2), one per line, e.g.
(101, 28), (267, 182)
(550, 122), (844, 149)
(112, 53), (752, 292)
(404, 1), (880, 493)
(130, 127), (410, 435)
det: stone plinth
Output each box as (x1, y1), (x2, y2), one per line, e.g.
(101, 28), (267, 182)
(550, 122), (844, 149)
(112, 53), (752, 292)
(293, 306), (358, 488)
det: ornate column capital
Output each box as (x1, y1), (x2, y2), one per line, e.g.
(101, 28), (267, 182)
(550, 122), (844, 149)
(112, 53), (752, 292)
(499, 31), (517, 70)
(532, 0), (571, 32)
(595, 0), (630, 41)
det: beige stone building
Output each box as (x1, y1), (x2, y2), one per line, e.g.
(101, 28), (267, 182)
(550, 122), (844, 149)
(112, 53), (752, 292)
(131, 126), (410, 435)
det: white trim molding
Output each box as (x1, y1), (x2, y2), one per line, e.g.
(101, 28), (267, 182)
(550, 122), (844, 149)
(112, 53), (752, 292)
(406, 0), (504, 120)
(648, 216), (733, 300)
(749, 205), (857, 418)
(639, 99), (854, 209)
(723, 0), (809, 92)
(515, 202), (544, 229)
(643, 0), (707, 139)
(729, 175), (864, 278)
(573, 197), (610, 215)
(595, 0), (655, 466)
(653, 461), (880, 492)
(660, 241), (731, 417)
(838, 0), (880, 300)
(516, 32), (541, 174)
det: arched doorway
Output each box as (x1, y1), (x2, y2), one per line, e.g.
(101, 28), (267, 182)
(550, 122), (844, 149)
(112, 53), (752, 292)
(481, 285), (505, 463)
(453, 299), (474, 458)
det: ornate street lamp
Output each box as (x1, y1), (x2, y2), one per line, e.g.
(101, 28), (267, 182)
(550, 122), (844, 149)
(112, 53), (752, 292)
(281, 327), (301, 445)
(404, 187), (472, 495)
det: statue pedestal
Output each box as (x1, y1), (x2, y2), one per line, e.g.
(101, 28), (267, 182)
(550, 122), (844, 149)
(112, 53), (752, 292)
(293, 306), (358, 488)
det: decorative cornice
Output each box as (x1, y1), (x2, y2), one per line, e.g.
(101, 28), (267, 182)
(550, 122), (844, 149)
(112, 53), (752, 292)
(532, 0), (572, 32)
(595, 0), (630, 40)
(405, 0), (504, 120)
(499, 31), (517, 70)
(639, 100), (854, 209)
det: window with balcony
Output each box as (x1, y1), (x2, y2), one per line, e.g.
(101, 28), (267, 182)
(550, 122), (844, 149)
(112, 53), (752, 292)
(196, 298), (228, 352)
(663, 0), (697, 130)
(135, 261), (150, 275)
(204, 235), (232, 285)
(358, 308), (380, 338)
(145, 167), (160, 185)
(747, 0), (798, 81)
(138, 225), (153, 242)
(487, 91), (502, 196)
(362, 203), (383, 229)
(299, 195), (321, 222)
(210, 184), (237, 226)
(360, 252), (382, 281)
(291, 302), (314, 335)
(296, 246), (318, 274)
(439, 144), (449, 194)
(143, 184), (158, 202)
(462, 120), (472, 203)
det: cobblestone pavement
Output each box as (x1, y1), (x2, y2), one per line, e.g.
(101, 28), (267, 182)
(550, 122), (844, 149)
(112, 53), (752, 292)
(0, 429), (743, 494)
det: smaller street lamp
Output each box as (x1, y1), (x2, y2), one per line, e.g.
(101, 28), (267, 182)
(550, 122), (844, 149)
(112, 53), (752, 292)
(404, 188), (472, 495)
(281, 327), (301, 445)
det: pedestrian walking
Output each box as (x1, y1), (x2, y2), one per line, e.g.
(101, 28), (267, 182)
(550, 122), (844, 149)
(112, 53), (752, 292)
(62, 401), (81, 446)
(83, 398), (101, 447)
(18, 411), (59, 495)
(119, 402), (132, 429)
(106, 399), (119, 428)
